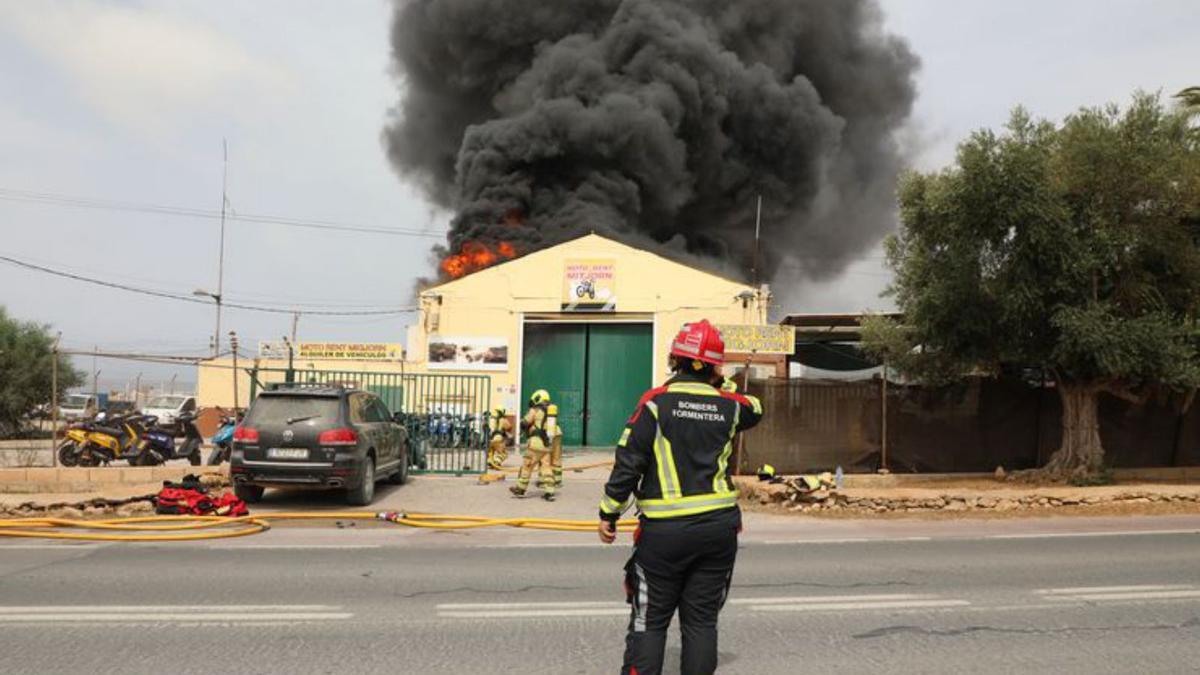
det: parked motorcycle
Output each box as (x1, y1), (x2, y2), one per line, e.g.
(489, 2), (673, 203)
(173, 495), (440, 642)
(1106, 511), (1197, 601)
(436, 409), (453, 448)
(135, 413), (203, 466)
(63, 413), (147, 466)
(206, 414), (238, 465)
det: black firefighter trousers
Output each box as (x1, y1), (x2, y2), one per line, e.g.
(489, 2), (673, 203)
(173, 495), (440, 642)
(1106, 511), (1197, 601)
(622, 508), (740, 675)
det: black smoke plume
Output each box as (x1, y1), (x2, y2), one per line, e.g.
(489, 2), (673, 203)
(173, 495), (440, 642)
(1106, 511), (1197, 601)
(385, 0), (918, 281)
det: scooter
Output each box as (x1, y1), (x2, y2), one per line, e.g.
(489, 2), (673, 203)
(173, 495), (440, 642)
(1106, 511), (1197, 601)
(135, 413), (203, 466)
(68, 413), (147, 466)
(207, 414), (238, 465)
(436, 410), (453, 448)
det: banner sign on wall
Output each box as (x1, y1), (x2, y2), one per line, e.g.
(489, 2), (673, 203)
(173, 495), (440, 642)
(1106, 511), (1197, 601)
(258, 341), (403, 361)
(715, 324), (796, 355)
(562, 258), (616, 311)
(428, 336), (510, 371)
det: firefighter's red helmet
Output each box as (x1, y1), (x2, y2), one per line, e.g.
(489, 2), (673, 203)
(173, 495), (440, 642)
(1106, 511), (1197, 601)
(670, 319), (725, 366)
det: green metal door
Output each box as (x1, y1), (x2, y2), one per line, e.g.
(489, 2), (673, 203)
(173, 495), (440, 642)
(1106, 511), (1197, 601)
(585, 324), (653, 447)
(521, 324), (586, 446)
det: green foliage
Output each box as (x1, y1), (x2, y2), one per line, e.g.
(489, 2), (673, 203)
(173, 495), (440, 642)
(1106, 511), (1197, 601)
(869, 92), (1200, 394)
(1177, 86), (1200, 115)
(0, 306), (82, 437)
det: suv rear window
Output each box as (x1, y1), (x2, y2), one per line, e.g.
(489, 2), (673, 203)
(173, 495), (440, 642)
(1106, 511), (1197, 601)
(246, 396), (341, 426)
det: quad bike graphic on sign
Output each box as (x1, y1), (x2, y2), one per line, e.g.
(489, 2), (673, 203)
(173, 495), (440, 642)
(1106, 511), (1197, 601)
(574, 278), (596, 300)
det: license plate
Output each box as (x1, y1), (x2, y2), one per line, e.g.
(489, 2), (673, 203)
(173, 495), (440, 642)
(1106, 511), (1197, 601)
(268, 447), (309, 460)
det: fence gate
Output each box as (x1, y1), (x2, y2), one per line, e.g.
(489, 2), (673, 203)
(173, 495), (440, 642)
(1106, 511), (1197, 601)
(247, 367), (491, 474)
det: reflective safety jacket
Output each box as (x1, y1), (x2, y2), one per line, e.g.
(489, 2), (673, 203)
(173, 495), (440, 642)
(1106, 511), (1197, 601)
(522, 403), (560, 450)
(599, 373), (764, 521)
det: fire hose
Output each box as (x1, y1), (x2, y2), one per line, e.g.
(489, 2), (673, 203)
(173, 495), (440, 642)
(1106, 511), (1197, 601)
(0, 460), (634, 542)
(0, 512), (639, 542)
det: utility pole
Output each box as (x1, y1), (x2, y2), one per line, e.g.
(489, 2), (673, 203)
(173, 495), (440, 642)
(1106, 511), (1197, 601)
(135, 372), (143, 409)
(215, 139), (229, 358)
(229, 331), (240, 412)
(169, 373), (177, 395)
(50, 331), (61, 466)
(751, 195), (763, 287)
(291, 312), (300, 344)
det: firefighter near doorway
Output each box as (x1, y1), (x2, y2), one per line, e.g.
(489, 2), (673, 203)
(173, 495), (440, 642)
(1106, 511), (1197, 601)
(598, 319), (764, 675)
(511, 389), (562, 501)
(486, 407), (514, 470)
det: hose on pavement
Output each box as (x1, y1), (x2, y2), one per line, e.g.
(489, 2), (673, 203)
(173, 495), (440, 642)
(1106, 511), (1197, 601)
(0, 511), (638, 542)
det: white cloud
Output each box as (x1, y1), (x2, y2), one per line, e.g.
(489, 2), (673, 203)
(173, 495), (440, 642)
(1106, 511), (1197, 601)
(0, 0), (295, 137)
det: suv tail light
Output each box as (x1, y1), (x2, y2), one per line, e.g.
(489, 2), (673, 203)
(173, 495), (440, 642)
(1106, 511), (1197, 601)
(233, 426), (259, 443)
(319, 428), (358, 446)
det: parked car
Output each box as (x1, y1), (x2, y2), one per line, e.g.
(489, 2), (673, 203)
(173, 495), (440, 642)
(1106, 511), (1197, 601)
(141, 395), (196, 428)
(59, 394), (98, 422)
(105, 400), (137, 416)
(230, 385), (408, 506)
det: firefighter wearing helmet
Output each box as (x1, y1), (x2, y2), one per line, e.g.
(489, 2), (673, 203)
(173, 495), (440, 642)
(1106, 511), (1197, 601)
(511, 389), (561, 501)
(598, 319), (763, 675)
(485, 407), (514, 470)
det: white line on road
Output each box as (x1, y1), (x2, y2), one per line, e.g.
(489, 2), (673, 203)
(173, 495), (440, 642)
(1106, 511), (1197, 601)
(728, 594), (929, 606)
(988, 529), (1200, 540)
(0, 613), (353, 622)
(1059, 590), (1200, 602)
(751, 599), (970, 612)
(438, 601), (626, 610)
(0, 545), (102, 550)
(1036, 585), (1193, 595)
(206, 545), (383, 550)
(0, 605), (339, 613)
(757, 537), (933, 545)
(438, 609), (629, 619)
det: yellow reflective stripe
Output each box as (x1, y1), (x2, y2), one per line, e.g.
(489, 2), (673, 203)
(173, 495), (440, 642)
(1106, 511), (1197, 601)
(666, 383), (721, 396)
(713, 403), (739, 493)
(618, 427), (631, 448)
(745, 394), (763, 415)
(600, 494), (628, 515)
(646, 401), (682, 500)
(638, 492), (739, 518)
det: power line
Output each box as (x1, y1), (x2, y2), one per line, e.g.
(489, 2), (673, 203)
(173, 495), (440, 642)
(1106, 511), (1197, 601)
(0, 187), (445, 239)
(0, 253), (418, 316)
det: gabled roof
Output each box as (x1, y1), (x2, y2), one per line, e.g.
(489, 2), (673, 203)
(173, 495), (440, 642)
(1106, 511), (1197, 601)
(424, 232), (752, 292)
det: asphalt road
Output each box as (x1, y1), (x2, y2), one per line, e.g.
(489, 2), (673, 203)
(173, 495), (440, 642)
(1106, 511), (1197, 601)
(1, 523), (1199, 674)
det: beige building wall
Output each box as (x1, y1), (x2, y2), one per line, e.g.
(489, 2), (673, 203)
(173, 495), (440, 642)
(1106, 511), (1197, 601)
(196, 234), (768, 410)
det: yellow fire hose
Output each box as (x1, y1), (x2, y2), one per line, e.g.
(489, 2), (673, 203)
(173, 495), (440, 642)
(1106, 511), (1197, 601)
(0, 460), (633, 542)
(0, 512), (639, 542)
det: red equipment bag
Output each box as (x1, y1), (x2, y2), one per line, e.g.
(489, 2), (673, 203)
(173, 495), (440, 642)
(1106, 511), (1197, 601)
(153, 474), (247, 517)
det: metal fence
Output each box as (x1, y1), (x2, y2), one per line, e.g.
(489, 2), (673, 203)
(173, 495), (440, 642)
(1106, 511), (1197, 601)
(246, 367), (491, 474)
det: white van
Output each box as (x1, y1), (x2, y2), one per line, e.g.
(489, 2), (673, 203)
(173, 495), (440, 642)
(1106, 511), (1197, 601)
(141, 395), (197, 426)
(59, 394), (97, 421)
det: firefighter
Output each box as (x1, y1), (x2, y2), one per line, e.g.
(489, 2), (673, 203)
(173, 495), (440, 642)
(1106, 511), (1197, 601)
(547, 402), (564, 488)
(598, 319), (764, 675)
(486, 407), (513, 470)
(511, 389), (558, 501)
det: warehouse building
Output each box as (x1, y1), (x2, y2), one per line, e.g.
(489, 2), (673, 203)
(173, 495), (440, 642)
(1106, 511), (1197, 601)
(197, 233), (777, 447)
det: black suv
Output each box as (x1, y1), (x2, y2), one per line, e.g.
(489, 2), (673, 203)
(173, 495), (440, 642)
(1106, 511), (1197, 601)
(230, 385), (408, 505)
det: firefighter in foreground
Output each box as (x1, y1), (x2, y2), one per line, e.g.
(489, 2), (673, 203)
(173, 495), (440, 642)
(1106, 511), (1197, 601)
(511, 389), (560, 501)
(598, 319), (763, 675)
(485, 407), (514, 470)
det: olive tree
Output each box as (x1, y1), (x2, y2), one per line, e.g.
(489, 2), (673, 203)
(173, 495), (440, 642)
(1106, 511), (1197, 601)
(865, 93), (1200, 479)
(0, 306), (81, 437)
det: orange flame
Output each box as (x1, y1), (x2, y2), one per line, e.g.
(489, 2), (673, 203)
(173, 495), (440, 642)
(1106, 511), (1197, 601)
(440, 240), (518, 279)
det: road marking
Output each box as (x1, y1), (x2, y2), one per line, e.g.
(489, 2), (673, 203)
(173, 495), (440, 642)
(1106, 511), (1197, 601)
(438, 608), (629, 619)
(439, 601), (626, 610)
(752, 599), (970, 612)
(0, 605), (338, 612)
(206, 545), (383, 550)
(0, 605), (352, 623)
(0, 545), (102, 550)
(757, 537), (932, 545)
(0, 613), (353, 622)
(728, 594), (928, 606)
(1057, 590), (1200, 602)
(1037, 585), (1192, 595)
(988, 529), (1200, 540)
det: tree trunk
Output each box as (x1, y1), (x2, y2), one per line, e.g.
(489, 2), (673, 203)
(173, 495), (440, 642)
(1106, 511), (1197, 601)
(1042, 382), (1105, 479)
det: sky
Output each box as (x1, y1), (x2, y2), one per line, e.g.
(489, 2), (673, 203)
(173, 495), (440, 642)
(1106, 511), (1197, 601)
(0, 0), (1197, 392)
